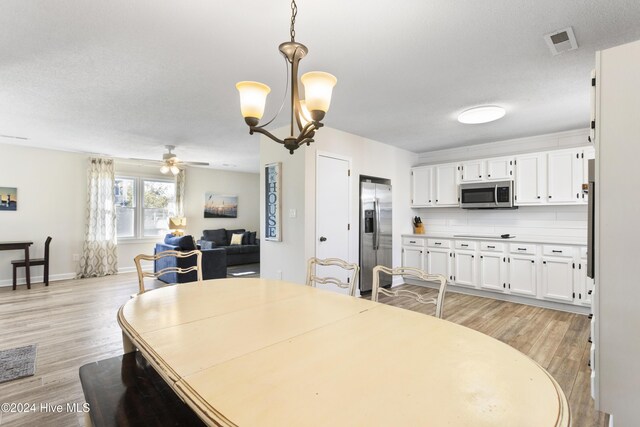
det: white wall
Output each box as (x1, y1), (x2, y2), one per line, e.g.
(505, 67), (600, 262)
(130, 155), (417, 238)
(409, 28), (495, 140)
(413, 129), (591, 241)
(259, 126), (414, 286)
(0, 143), (86, 286)
(183, 166), (260, 241)
(0, 144), (259, 285)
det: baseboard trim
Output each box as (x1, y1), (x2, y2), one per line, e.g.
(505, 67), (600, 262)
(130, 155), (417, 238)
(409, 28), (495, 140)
(0, 272), (77, 288)
(403, 278), (591, 315)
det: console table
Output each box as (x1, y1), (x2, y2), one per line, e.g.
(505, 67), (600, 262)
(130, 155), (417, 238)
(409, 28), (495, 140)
(118, 278), (570, 426)
(0, 241), (33, 288)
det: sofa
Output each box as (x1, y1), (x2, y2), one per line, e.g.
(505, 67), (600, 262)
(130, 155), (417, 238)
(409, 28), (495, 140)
(198, 228), (260, 266)
(154, 234), (227, 284)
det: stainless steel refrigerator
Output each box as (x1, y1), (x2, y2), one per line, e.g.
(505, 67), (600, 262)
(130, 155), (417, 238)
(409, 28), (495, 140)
(360, 179), (392, 292)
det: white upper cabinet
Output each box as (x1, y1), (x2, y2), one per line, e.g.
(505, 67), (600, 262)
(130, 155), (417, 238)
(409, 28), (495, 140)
(461, 157), (514, 182)
(412, 145), (592, 208)
(486, 156), (514, 181)
(460, 160), (484, 182)
(434, 163), (459, 206)
(411, 166), (433, 207)
(547, 150), (582, 204)
(514, 153), (546, 205)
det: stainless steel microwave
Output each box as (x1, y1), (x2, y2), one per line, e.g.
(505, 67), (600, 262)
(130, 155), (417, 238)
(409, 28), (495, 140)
(459, 181), (515, 209)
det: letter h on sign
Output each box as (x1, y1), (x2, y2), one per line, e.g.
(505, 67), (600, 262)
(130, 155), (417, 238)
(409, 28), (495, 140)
(264, 162), (282, 241)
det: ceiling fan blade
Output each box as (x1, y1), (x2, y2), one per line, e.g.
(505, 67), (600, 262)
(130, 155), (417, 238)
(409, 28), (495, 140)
(181, 161), (210, 166)
(128, 158), (164, 164)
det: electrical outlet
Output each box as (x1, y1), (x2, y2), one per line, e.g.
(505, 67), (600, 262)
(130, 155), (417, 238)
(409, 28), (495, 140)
(277, 270), (283, 280)
(72, 254), (80, 261)
(289, 209), (297, 218)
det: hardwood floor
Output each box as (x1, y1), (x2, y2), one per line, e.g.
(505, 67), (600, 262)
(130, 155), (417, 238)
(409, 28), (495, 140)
(0, 277), (607, 426)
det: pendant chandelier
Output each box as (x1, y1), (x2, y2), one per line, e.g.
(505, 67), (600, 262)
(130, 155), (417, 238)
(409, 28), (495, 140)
(236, 0), (337, 154)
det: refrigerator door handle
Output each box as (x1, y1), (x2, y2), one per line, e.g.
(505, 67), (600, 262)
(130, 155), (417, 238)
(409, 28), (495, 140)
(374, 198), (381, 251)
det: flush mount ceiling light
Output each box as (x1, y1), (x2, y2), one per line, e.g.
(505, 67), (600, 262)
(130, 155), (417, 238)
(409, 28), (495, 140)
(236, 0), (337, 154)
(457, 106), (506, 124)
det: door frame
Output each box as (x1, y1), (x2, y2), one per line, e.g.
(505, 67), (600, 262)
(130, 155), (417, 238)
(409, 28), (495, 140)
(315, 151), (353, 266)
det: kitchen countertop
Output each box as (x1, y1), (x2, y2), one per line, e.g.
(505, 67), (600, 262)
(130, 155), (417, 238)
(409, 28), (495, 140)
(402, 233), (587, 246)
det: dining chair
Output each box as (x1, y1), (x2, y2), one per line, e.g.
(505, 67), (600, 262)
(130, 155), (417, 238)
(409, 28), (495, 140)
(371, 265), (448, 318)
(12, 236), (52, 290)
(305, 257), (360, 297)
(134, 249), (203, 295)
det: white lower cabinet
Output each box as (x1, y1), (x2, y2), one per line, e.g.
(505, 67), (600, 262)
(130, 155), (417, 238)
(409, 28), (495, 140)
(479, 252), (506, 293)
(508, 255), (537, 297)
(401, 235), (589, 310)
(574, 260), (594, 306)
(541, 256), (574, 302)
(402, 247), (424, 270)
(427, 248), (451, 281)
(453, 250), (476, 287)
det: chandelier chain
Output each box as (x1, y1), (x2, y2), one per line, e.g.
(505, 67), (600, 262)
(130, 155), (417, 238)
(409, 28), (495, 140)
(290, 0), (297, 41)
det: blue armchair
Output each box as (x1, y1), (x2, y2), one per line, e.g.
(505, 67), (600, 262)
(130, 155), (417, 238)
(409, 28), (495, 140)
(154, 235), (227, 283)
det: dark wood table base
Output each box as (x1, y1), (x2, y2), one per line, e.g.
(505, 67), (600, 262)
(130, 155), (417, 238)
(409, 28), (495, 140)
(79, 352), (206, 427)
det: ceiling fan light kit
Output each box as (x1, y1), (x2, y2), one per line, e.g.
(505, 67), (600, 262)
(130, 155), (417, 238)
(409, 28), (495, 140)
(236, 0), (337, 154)
(457, 105), (506, 124)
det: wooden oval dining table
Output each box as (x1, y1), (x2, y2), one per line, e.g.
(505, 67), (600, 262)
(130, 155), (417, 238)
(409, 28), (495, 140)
(117, 278), (570, 427)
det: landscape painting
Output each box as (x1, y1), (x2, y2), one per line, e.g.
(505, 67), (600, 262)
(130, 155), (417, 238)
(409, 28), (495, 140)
(0, 187), (17, 211)
(204, 193), (237, 218)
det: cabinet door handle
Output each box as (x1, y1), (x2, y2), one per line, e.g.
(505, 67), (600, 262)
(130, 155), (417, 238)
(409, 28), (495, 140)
(537, 196), (541, 199)
(435, 242), (442, 245)
(588, 290), (593, 295)
(531, 260), (534, 264)
(517, 247), (526, 251)
(552, 250), (562, 253)
(487, 245), (495, 249)
(461, 244), (469, 247)
(409, 240), (416, 243)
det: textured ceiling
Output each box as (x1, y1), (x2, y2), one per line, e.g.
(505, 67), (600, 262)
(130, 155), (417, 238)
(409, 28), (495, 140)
(1, 0), (640, 172)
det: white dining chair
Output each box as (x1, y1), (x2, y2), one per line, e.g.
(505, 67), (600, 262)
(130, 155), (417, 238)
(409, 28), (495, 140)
(371, 265), (448, 318)
(134, 249), (203, 295)
(306, 257), (360, 297)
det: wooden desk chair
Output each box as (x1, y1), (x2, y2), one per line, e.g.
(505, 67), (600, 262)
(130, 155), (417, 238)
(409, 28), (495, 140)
(306, 257), (360, 297)
(134, 250), (203, 295)
(371, 265), (448, 318)
(12, 236), (52, 290)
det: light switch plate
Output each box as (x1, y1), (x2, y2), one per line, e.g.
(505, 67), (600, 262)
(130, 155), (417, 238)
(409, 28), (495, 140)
(289, 209), (297, 218)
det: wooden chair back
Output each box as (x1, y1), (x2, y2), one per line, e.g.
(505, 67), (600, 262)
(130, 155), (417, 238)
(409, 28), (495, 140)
(306, 257), (360, 297)
(371, 266), (448, 318)
(44, 236), (52, 264)
(134, 250), (203, 295)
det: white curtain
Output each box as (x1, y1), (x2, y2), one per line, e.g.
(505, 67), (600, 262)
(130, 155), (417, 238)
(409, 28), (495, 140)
(175, 169), (186, 217)
(79, 158), (118, 278)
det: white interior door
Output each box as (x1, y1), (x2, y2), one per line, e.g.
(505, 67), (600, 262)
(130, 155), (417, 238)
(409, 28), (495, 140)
(316, 154), (351, 294)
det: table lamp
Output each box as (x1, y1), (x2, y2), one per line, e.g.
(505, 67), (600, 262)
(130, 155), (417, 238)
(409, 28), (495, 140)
(169, 217), (187, 236)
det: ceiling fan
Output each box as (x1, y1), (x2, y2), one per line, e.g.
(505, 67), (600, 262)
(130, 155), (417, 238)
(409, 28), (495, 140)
(131, 145), (209, 175)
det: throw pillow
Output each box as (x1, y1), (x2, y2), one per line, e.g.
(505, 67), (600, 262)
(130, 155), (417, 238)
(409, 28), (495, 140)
(242, 231), (250, 245)
(230, 233), (244, 246)
(249, 231), (257, 245)
(202, 229), (228, 246)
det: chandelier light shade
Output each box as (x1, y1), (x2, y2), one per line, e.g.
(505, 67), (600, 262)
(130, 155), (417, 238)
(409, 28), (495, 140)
(301, 72), (337, 114)
(236, 0), (337, 154)
(236, 81), (271, 120)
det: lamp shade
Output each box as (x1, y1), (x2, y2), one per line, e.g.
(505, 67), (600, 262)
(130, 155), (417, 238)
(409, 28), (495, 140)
(160, 164), (170, 174)
(169, 217), (187, 229)
(301, 71), (337, 112)
(236, 81), (271, 119)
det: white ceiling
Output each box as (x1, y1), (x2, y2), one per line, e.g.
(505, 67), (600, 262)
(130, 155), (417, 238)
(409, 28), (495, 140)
(1, 1), (640, 172)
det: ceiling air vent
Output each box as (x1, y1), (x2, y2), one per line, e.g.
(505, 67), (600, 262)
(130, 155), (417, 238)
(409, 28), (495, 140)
(544, 27), (578, 56)
(0, 134), (29, 141)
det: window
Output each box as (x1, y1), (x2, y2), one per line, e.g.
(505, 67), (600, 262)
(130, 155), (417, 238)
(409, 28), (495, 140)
(115, 177), (176, 239)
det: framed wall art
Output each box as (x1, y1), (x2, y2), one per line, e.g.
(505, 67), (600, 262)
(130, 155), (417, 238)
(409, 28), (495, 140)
(0, 187), (17, 211)
(204, 193), (238, 218)
(264, 162), (281, 241)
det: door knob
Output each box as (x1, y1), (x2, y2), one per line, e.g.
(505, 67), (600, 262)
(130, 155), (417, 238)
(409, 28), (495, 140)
(319, 236), (327, 242)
